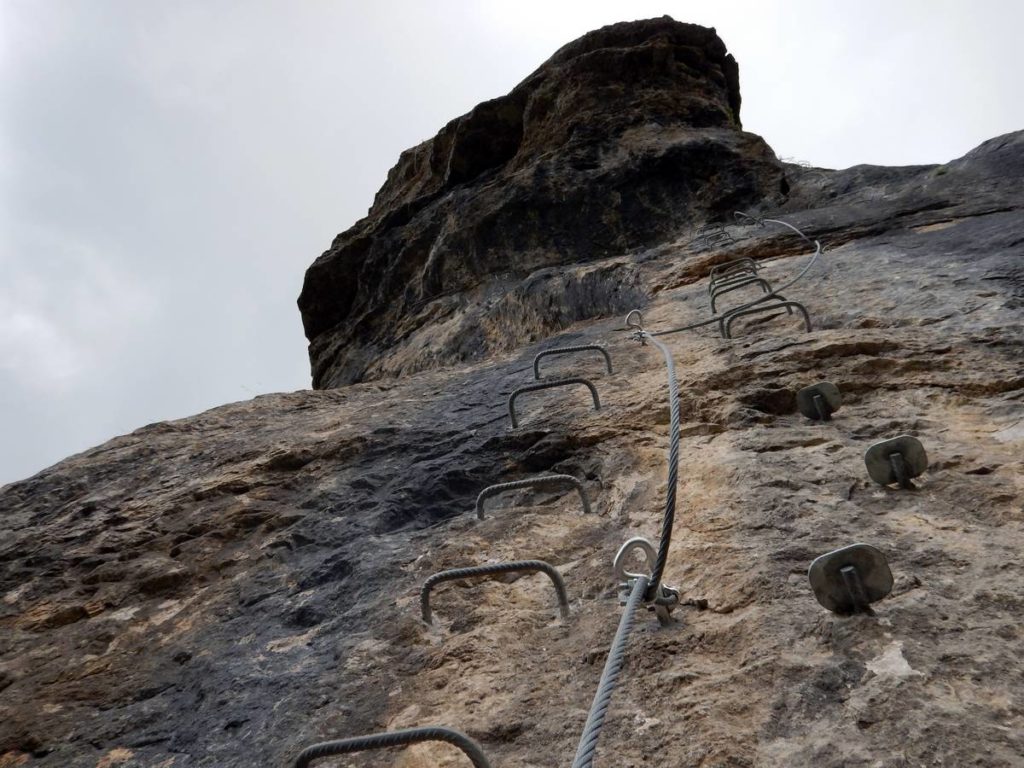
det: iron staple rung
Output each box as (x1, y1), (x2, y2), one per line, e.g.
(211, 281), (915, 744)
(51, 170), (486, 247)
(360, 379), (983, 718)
(420, 559), (570, 624)
(692, 223), (736, 248)
(708, 268), (759, 292)
(294, 726), (492, 768)
(476, 475), (592, 519)
(534, 344), (613, 379)
(721, 298), (811, 338)
(708, 257), (759, 286)
(508, 377), (601, 428)
(709, 276), (774, 313)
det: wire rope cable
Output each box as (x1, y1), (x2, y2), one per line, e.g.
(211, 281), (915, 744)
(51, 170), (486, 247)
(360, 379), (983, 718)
(569, 575), (649, 768)
(638, 211), (823, 338)
(637, 334), (681, 600)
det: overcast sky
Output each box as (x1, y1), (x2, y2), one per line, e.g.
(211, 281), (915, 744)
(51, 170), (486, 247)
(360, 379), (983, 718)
(2, 0), (1023, 486)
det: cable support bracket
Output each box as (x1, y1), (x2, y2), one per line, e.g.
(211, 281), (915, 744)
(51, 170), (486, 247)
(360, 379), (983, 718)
(613, 536), (679, 626)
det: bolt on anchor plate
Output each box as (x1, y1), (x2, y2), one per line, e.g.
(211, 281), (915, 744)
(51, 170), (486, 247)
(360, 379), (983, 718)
(808, 543), (893, 614)
(864, 435), (928, 488)
(796, 382), (842, 421)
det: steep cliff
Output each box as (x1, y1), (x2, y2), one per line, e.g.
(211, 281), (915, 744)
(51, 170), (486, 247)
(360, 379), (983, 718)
(3, 18), (1024, 768)
(298, 17), (785, 389)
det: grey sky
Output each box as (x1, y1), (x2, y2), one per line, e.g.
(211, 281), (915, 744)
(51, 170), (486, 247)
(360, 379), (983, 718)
(2, 0), (1023, 486)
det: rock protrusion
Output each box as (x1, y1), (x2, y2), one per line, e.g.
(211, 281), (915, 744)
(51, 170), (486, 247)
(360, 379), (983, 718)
(298, 17), (785, 388)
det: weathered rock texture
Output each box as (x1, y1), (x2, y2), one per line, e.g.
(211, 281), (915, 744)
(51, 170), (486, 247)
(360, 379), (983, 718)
(4, 19), (1024, 768)
(298, 17), (785, 388)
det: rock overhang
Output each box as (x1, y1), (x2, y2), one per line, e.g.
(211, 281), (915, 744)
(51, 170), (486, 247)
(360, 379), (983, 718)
(298, 17), (784, 389)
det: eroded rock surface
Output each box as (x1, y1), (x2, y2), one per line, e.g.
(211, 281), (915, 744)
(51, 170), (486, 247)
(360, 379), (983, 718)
(298, 17), (785, 388)
(3, 19), (1024, 768)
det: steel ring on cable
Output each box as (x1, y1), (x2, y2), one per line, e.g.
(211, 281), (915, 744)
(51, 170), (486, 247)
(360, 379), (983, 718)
(613, 536), (658, 583)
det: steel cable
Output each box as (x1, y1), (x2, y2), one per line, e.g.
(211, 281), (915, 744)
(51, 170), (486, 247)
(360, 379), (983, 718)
(636, 334), (680, 600)
(643, 212), (823, 338)
(569, 575), (649, 768)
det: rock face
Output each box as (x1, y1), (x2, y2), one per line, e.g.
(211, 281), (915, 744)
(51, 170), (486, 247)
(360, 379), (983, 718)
(298, 17), (785, 388)
(4, 19), (1024, 768)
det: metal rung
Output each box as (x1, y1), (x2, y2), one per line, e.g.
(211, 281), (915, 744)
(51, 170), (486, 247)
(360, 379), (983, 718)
(534, 344), (613, 379)
(709, 257), (759, 283)
(692, 224), (736, 249)
(294, 727), (492, 768)
(420, 560), (569, 624)
(476, 475), (592, 519)
(721, 298), (811, 338)
(710, 276), (773, 313)
(708, 267), (759, 293)
(508, 378), (601, 428)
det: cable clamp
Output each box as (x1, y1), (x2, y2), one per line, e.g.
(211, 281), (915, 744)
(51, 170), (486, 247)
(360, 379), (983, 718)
(612, 536), (679, 626)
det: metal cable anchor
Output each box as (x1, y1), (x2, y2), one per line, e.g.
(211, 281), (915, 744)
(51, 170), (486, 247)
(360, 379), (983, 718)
(797, 382), (842, 421)
(294, 726), (492, 768)
(808, 543), (894, 615)
(864, 435), (928, 489)
(613, 536), (679, 626)
(508, 377), (601, 428)
(534, 344), (613, 379)
(624, 309), (646, 342)
(420, 560), (570, 624)
(476, 474), (592, 519)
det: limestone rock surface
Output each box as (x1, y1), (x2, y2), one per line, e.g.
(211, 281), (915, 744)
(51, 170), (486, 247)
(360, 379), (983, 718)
(3, 19), (1024, 768)
(298, 17), (785, 388)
